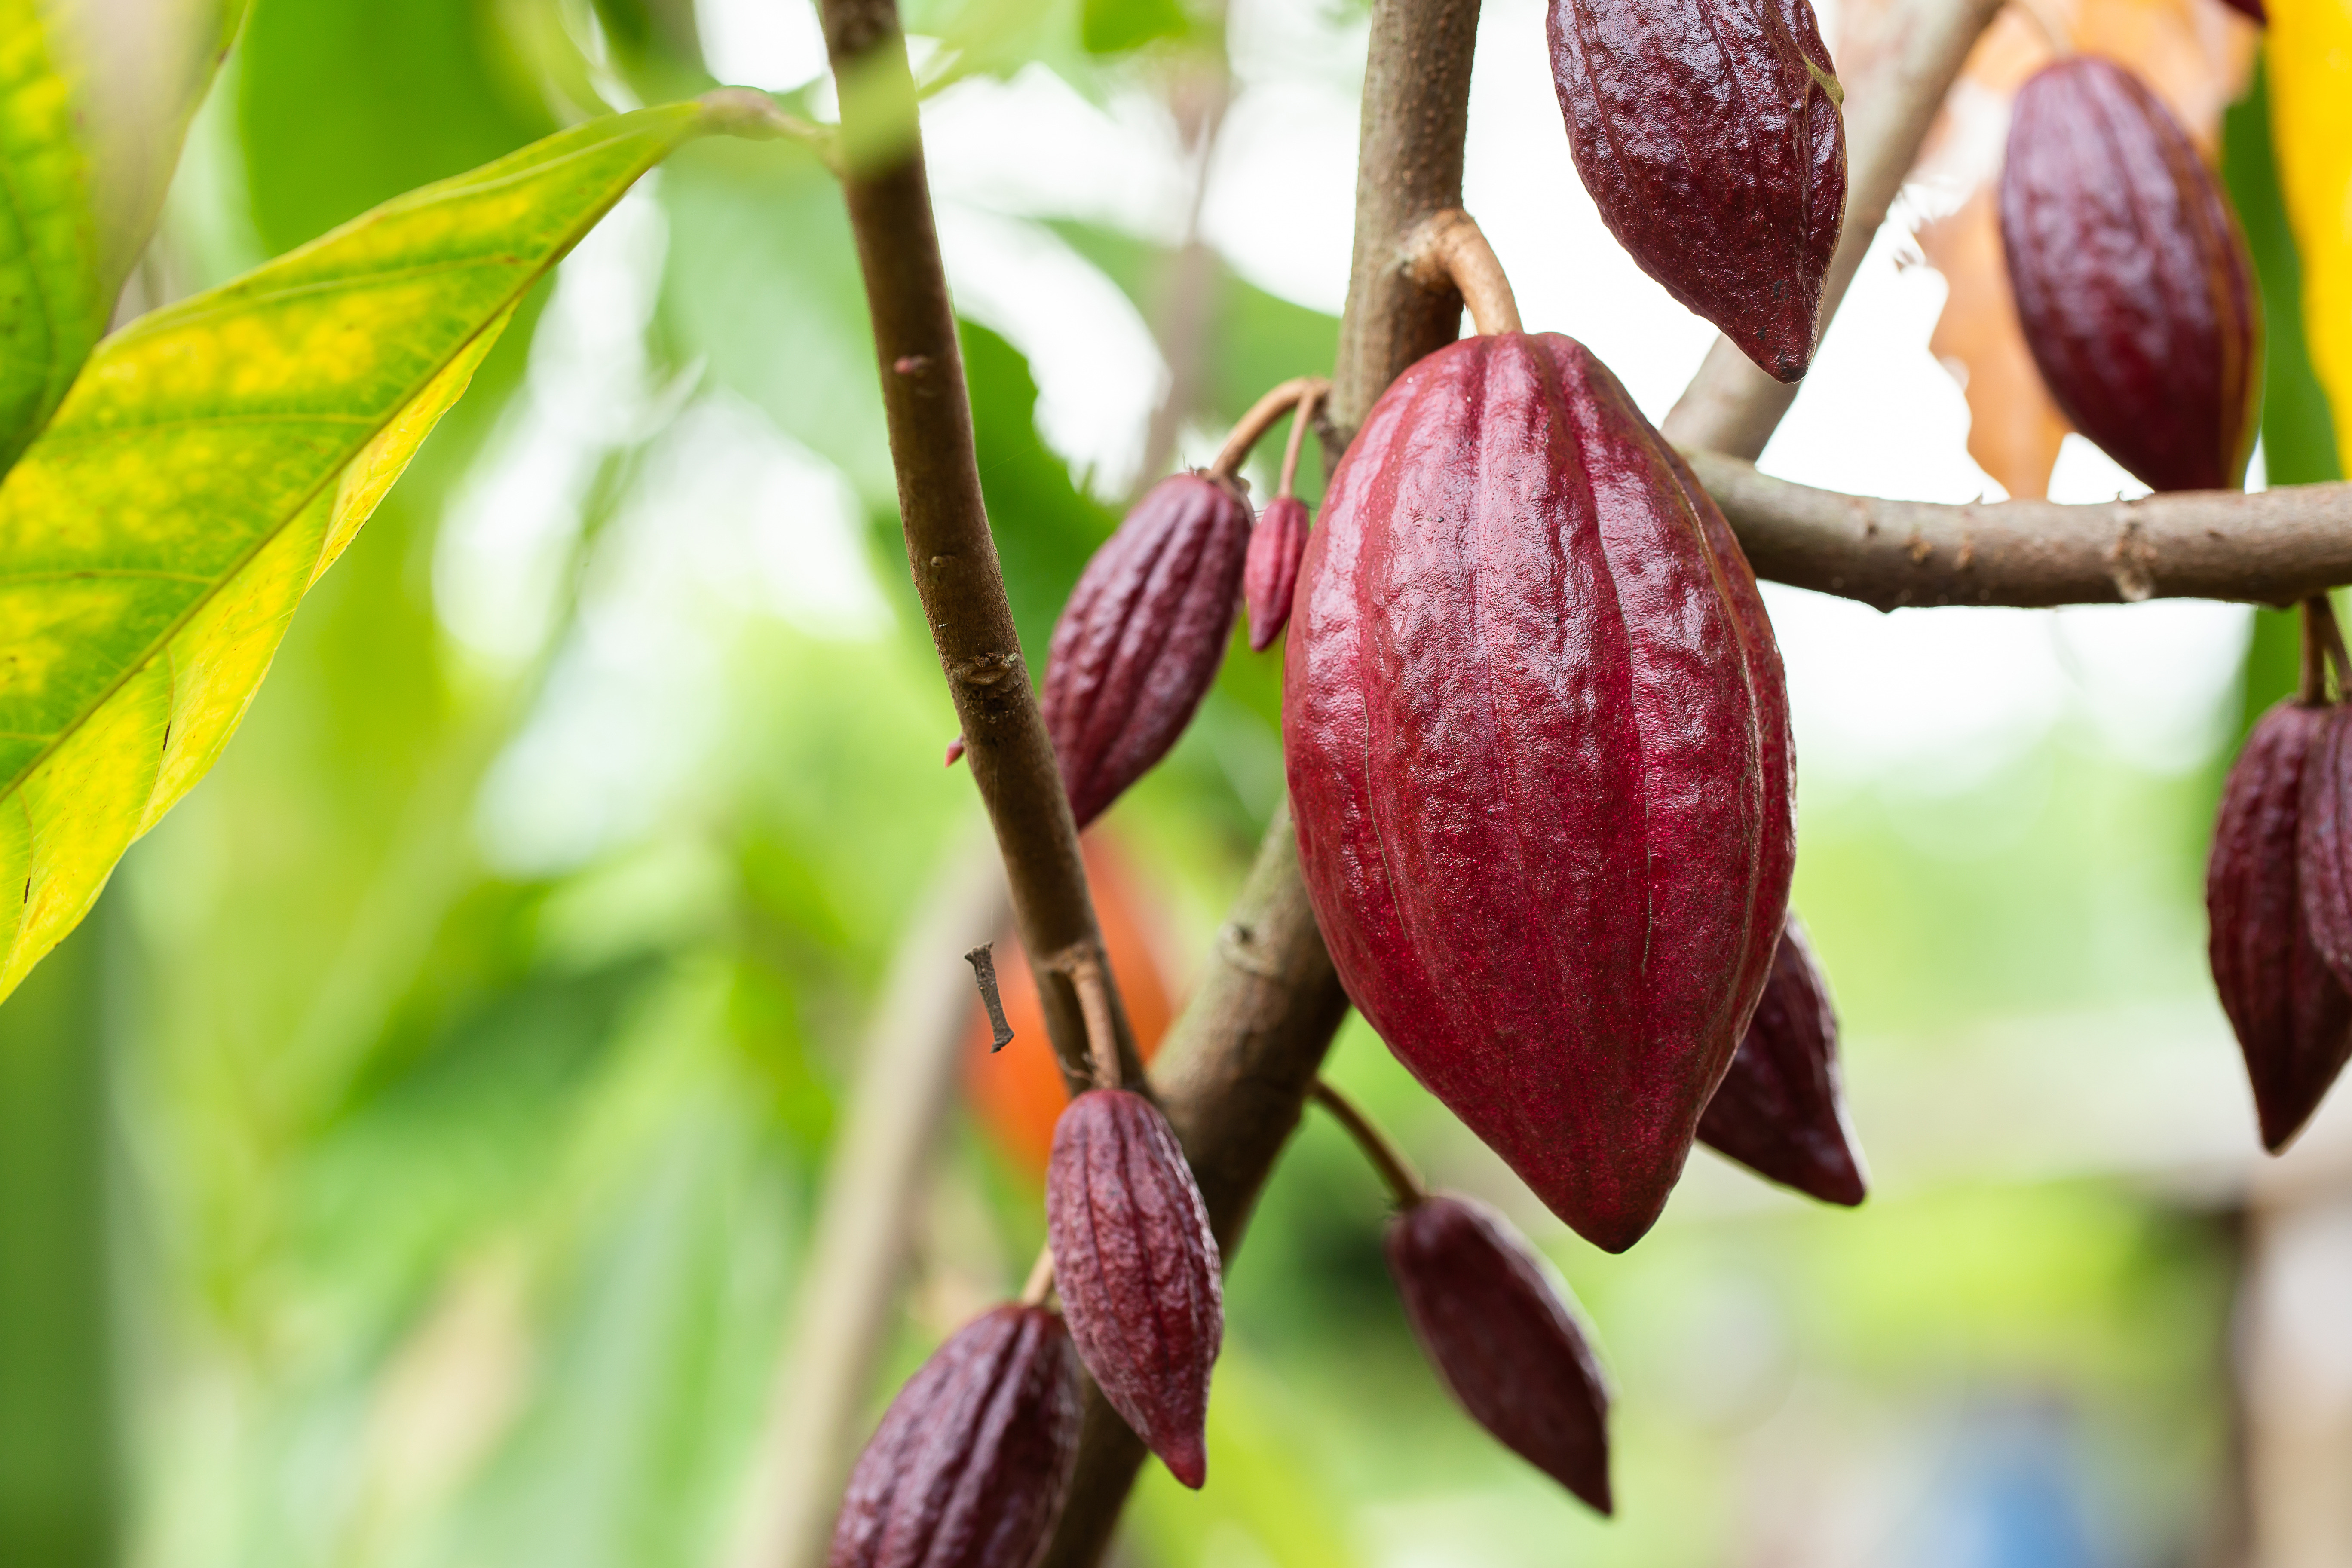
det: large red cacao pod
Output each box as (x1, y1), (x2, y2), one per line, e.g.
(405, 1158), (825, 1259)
(1697, 913), (1866, 1205)
(829, 1304), (1083, 1568)
(1040, 473), (1254, 827)
(1548, 0), (1846, 382)
(1998, 57), (2260, 494)
(1044, 1088), (1223, 1488)
(2208, 701), (2352, 1151)
(1286, 331), (1794, 1253)
(1386, 1194), (1612, 1514)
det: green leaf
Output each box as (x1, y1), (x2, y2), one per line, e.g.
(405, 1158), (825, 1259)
(0, 0), (248, 474)
(0, 98), (733, 1002)
(0, 0), (104, 475)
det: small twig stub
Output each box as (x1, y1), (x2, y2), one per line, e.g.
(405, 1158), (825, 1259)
(965, 943), (1014, 1051)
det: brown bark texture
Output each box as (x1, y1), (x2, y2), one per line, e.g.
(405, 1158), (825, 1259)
(815, 0), (1142, 1098)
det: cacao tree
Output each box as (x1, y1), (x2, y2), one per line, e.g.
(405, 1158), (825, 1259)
(0, 0), (2346, 1563)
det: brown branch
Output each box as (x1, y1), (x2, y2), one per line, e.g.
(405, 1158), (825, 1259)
(1661, 0), (2006, 458)
(1689, 451), (2352, 610)
(1038, 0), (1484, 1559)
(815, 0), (1142, 1099)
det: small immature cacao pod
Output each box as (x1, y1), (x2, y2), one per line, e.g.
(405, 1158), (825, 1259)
(2208, 701), (2352, 1152)
(1243, 496), (1310, 652)
(1999, 57), (2261, 494)
(1387, 1194), (1612, 1514)
(1697, 913), (1867, 1206)
(1548, 0), (1846, 382)
(1286, 331), (1794, 1254)
(829, 1304), (1083, 1568)
(1040, 473), (1254, 828)
(1045, 1088), (1223, 1488)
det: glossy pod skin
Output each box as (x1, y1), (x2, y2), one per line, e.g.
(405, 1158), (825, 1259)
(1548, 0), (1845, 382)
(2208, 701), (2352, 1151)
(829, 1305), (1083, 1568)
(1040, 473), (1254, 828)
(1697, 913), (1867, 1205)
(1386, 1194), (1613, 1514)
(1286, 331), (1794, 1253)
(1044, 1089), (1224, 1488)
(1999, 57), (2261, 494)
(1244, 496), (1310, 652)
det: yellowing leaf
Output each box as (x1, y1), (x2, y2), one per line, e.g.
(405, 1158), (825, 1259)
(0, 98), (734, 1001)
(2269, 0), (2352, 463)
(0, 0), (104, 474)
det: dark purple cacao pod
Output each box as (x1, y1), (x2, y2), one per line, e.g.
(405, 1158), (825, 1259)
(1045, 1088), (1222, 1488)
(2209, 701), (2352, 1151)
(1286, 331), (1794, 1254)
(1697, 913), (1866, 1205)
(1998, 57), (2261, 493)
(1040, 473), (1253, 827)
(2218, 0), (2264, 22)
(1548, 0), (1846, 382)
(1244, 496), (1310, 652)
(829, 1304), (1082, 1568)
(1387, 1194), (1612, 1514)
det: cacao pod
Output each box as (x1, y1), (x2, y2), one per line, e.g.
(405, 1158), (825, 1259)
(2219, 0), (2264, 21)
(1387, 1193), (1612, 1514)
(1286, 331), (1794, 1254)
(2209, 701), (2352, 1151)
(1998, 57), (2261, 494)
(1040, 472), (1253, 828)
(1547, 0), (1846, 382)
(1244, 496), (1310, 652)
(1697, 913), (1867, 1205)
(1045, 1088), (1223, 1488)
(829, 1304), (1083, 1568)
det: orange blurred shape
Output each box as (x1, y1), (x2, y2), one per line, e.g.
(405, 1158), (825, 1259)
(962, 836), (1177, 1179)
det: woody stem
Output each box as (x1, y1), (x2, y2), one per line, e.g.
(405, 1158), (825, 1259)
(1308, 1079), (1427, 1210)
(1211, 376), (1332, 480)
(1277, 385), (1323, 501)
(1065, 952), (1124, 1092)
(1020, 1246), (1057, 1308)
(1402, 208), (1521, 338)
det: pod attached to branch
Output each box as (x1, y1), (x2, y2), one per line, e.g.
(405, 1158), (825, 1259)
(1044, 1087), (1224, 1488)
(1697, 913), (1867, 1205)
(1548, 0), (1846, 381)
(2211, 602), (2352, 1151)
(1287, 321), (1793, 1253)
(828, 1304), (1083, 1568)
(1998, 57), (2261, 494)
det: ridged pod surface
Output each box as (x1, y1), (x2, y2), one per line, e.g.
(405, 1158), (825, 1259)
(2208, 701), (2352, 1151)
(829, 1305), (1083, 1568)
(1040, 473), (1254, 827)
(1697, 913), (1866, 1205)
(1244, 496), (1310, 651)
(1999, 57), (2260, 493)
(1548, 0), (1846, 381)
(1045, 1089), (1223, 1488)
(1387, 1194), (1613, 1514)
(1286, 331), (1794, 1253)
(2287, 705), (2352, 1136)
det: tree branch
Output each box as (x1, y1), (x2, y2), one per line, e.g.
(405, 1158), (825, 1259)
(1661, 0), (2006, 458)
(1692, 453), (2352, 610)
(815, 0), (1142, 1097)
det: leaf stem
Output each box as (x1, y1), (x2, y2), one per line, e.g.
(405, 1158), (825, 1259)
(1308, 1079), (1427, 1209)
